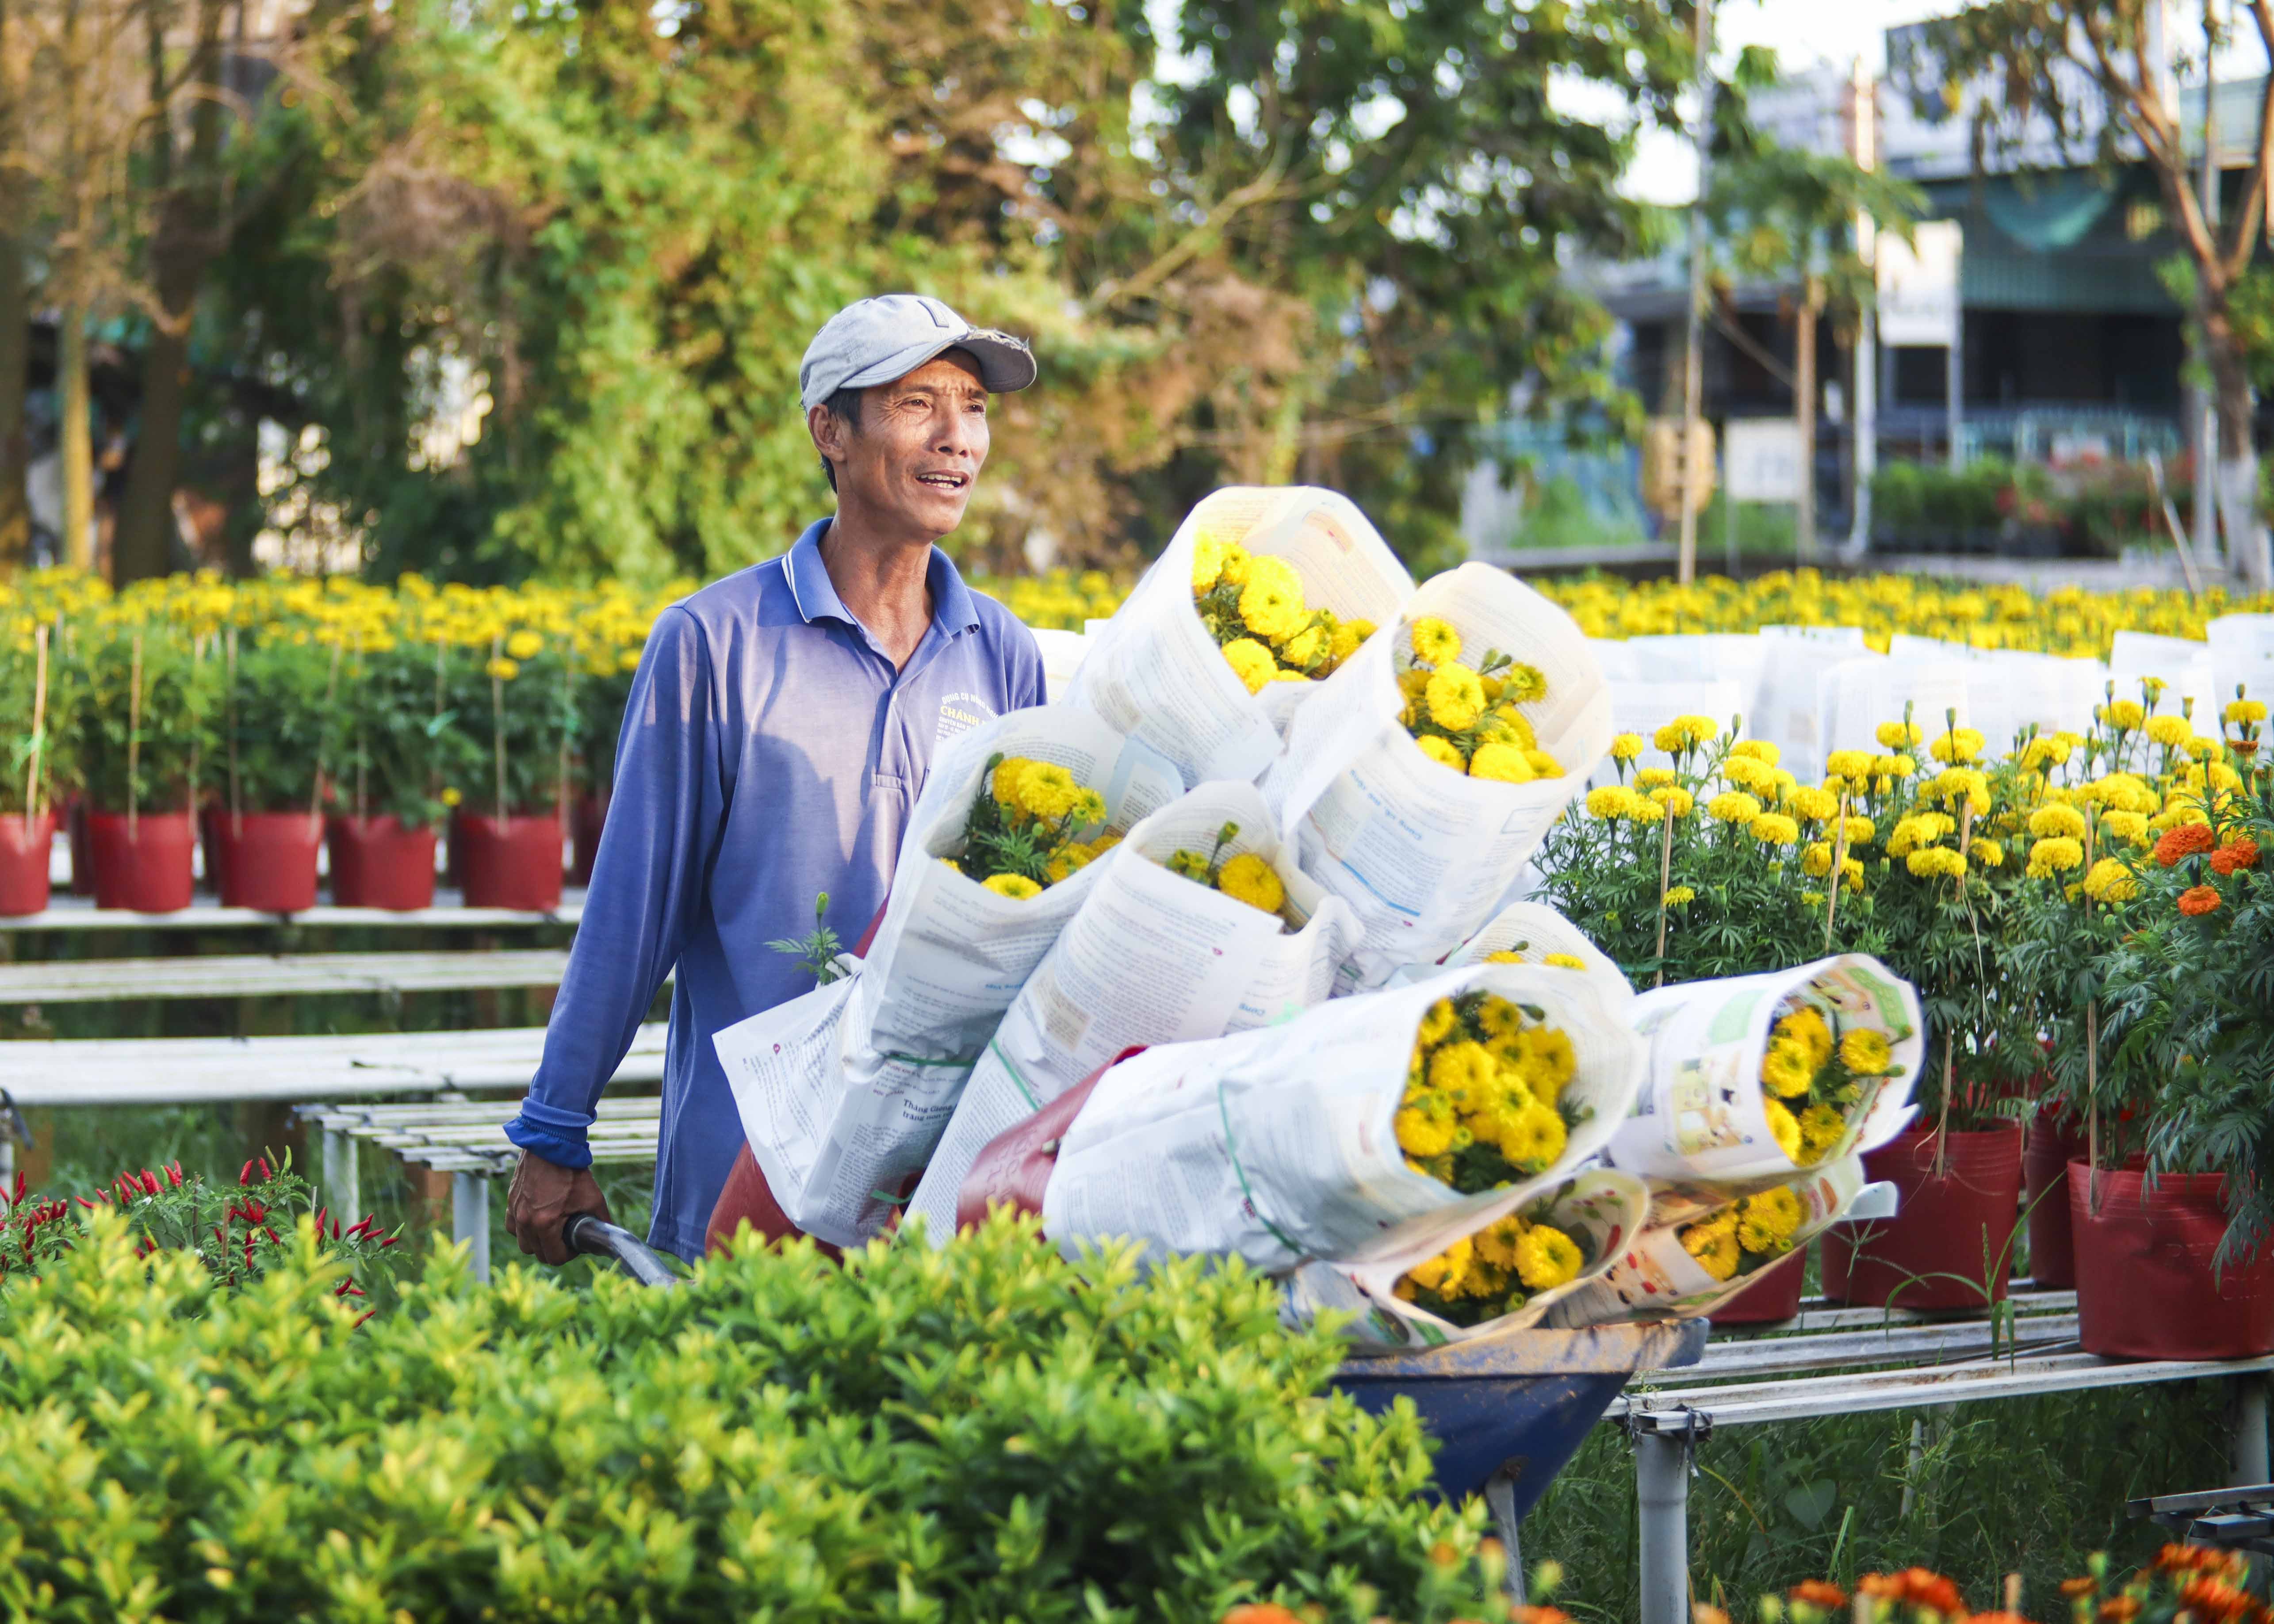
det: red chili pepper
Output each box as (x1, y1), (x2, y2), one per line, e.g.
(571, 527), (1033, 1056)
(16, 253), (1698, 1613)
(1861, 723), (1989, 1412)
(257, 1158), (272, 1181)
(73, 1197), (94, 1211)
(378, 1235), (400, 1248)
(9, 1170), (21, 1204)
(313, 1206), (327, 1235)
(140, 1170), (159, 1196)
(167, 1162), (183, 1188)
(353, 1309), (376, 1329)
(261, 1227), (280, 1245)
(239, 1160), (254, 1187)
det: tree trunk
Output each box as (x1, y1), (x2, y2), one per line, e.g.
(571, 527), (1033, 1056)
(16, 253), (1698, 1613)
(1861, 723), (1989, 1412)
(0, 233), (27, 568)
(2204, 300), (2274, 588)
(1795, 277), (1820, 562)
(59, 303), (93, 571)
(113, 327), (189, 583)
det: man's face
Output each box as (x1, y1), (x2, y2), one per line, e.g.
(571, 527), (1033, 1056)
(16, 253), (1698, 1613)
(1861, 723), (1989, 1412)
(812, 350), (991, 539)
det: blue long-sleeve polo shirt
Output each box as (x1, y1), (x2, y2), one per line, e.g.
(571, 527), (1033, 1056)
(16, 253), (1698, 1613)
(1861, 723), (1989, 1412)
(505, 521), (1046, 1259)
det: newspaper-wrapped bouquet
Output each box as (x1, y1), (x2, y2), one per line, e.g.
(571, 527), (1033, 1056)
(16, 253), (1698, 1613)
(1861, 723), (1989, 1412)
(1545, 1156), (1868, 1326)
(1282, 1168), (1648, 1351)
(1605, 955), (1923, 1182)
(713, 707), (1183, 1246)
(1038, 961), (1642, 1271)
(902, 781), (1361, 1242)
(1265, 562), (1614, 990)
(1069, 487), (1415, 786)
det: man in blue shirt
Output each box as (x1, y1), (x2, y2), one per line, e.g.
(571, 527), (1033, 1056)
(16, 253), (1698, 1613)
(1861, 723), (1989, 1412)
(503, 295), (1048, 1263)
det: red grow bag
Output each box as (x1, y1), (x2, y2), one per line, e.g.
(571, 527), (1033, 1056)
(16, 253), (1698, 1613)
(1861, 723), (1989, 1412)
(86, 810), (196, 913)
(0, 810), (54, 916)
(570, 791), (608, 887)
(456, 813), (564, 912)
(1709, 1246), (1808, 1325)
(2069, 1162), (2274, 1359)
(2024, 1109), (2087, 1289)
(214, 811), (323, 913)
(1822, 1122), (2022, 1311)
(328, 815), (438, 911)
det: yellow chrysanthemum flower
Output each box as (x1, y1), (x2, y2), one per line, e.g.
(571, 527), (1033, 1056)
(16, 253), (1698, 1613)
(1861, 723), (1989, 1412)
(1221, 637), (1278, 694)
(981, 873), (1042, 900)
(1409, 616), (1462, 665)
(1396, 1095), (1458, 1158)
(1542, 952), (1586, 969)
(1216, 852), (1286, 915)
(1015, 760), (1081, 820)
(1468, 742), (1536, 783)
(1663, 885), (1696, 906)
(1515, 1223), (1585, 1290)
(1839, 1027), (1892, 1075)
(1417, 998), (1458, 1047)
(1425, 663), (1487, 731)
(1761, 1038), (1816, 1099)
(1496, 1101), (1568, 1170)
(1237, 569), (1306, 643)
(1416, 734), (1466, 771)
(1764, 1097), (1803, 1163)
(1429, 1040), (1500, 1108)
(1681, 1215), (1741, 1281)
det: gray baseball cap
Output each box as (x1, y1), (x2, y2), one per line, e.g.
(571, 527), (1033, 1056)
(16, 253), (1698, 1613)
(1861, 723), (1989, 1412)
(799, 294), (1037, 412)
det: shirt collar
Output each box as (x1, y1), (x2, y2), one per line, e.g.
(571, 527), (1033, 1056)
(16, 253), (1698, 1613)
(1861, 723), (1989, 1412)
(785, 519), (983, 638)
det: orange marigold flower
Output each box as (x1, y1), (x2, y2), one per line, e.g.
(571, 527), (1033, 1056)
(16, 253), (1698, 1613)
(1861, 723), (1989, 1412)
(1788, 1580), (1849, 1609)
(2178, 884), (2224, 917)
(2180, 1575), (2263, 1624)
(2098, 1599), (2141, 1624)
(2155, 822), (2218, 867)
(1220, 1608), (1303, 1624)
(1509, 1610), (1573, 1624)
(2211, 836), (2262, 876)
(1860, 1568), (1967, 1616)
(2061, 1577), (2099, 1598)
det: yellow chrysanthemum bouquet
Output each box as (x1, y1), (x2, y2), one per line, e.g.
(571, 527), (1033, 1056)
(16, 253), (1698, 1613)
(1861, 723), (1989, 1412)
(1279, 1169), (1647, 1349)
(1393, 987), (1591, 1190)
(1393, 613), (1562, 783)
(1675, 1181), (1808, 1283)
(1753, 999), (1904, 1169)
(944, 753), (1120, 900)
(1070, 487), (1413, 784)
(1162, 819), (1294, 925)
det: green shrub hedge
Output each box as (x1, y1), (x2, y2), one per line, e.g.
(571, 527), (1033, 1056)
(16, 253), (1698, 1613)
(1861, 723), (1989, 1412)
(0, 1211), (1505, 1624)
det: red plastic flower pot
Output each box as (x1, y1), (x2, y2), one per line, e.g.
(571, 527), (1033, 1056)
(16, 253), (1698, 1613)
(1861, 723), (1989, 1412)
(213, 811), (324, 913)
(2023, 1108), (2087, 1288)
(2069, 1162), (2274, 1359)
(456, 812), (564, 911)
(1821, 1122), (2023, 1310)
(328, 815), (438, 911)
(65, 799), (92, 896)
(0, 810), (55, 916)
(85, 810), (196, 913)
(570, 791), (608, 887)
(1708, 1246), (1808, 1325)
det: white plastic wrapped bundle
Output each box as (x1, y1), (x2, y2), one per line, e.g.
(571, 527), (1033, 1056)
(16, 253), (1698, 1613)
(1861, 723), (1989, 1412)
(1282, 1168), (1649, 1352)
(1040, 961), (1644, 1271)
(902, 781), (1362, 1244)
(1263, 562), (1613, 990)
(1068, 486), (1415, 786)
(713, 707), (1183, 1246)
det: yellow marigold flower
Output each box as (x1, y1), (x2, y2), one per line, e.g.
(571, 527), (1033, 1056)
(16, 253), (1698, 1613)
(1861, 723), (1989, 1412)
(1524, 749), (1564, 778)
(1542, 952), (1586, 969)
(1730, 739), (1781, 766)
(1042, 844), (1091, 884)
(1650, 786), (1696, 818)
(1929, 728), (1987, 764)
(1611, 732), (1644, 762)
(2146, 715), (2192, 748)
(2019, 734), (2072, 771)
(1270, 664), (1306, 683)
(1586, 785), (1640, 819)
(1468, 742), (1536, 783)
(504, 629), (545, 660)
(1932, 768), (1991, 813)
(1707, 791), (1762, 824)
(1221, 637), (1277, 694)
(1425, 663), (1487, 731)
(1842, 815), (1875, 846)
(1190, 535), (1227, 592)
(981, 872), (1043, 900)
(1972, 837), (2005, 868)
(1417, 998), (1458, 1047)
(1516, 1222), (1585, 1290)
(1761, 1037), (1816, 1099)
(1750, 813), (1800, 846)
(440, 786), (462, 807)
(1789, 787), (1840, 822)
(1906, 846), (1967, 879)
(1839, 1027), (1893, 1075)
(2189, 734), (2225, 761)
(1672, 715), (1719, 744)
(2098, 699), (2147, 731)
(1876, 721), (1922, 749)
(2225, 697), (2267, 725)
(2026, 835), (2085, 877)
(1723, 755), (1777, 796)
(1409, 616), (1462, 665)
(1429, 1040), (1500, 1108)
(1015, 760), (1081, 820)
(1764, 1097), (1804, 1163)
(1217, 852), (1286, 915)
(1634, 767), (1677, 789)
(1826, 749), (1875, 779)
(1663, 884), (1696, 906)
(2029, 803), (2086, 839)
(1651, 722), (1689, 753)
(1237, 568), (1306, 643)
(1681, 1215), (1742, 1281)
(486, 656), (520, 681)
(1416, 734), (1466, 771)
(1496, 1101), (1568, 1171)
(2081, 856), (2136, 903)
(2098, 809), (2150, 846)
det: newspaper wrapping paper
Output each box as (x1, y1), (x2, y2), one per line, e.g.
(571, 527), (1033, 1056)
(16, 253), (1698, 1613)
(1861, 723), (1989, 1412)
(714, 707), (1184, 1247)
(902, 781), (1363, 1244)
(1381, 901), (1633, 1007)
(1261, 562), (1615, 991)
(1039, 961), (1645, 1271)
(1544, 1154), (1867, 1326)
(1280, 1166), (1650, 1353)
(1066, 486), (1416, 787)
(1602, 954), (1925, 1184)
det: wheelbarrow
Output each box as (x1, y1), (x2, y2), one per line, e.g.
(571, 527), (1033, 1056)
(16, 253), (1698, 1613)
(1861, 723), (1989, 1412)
(574, 1045), (1704, 1572)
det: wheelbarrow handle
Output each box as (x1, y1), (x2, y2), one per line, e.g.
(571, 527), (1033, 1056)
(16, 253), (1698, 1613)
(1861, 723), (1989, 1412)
(563, 1211), (678, 1289)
